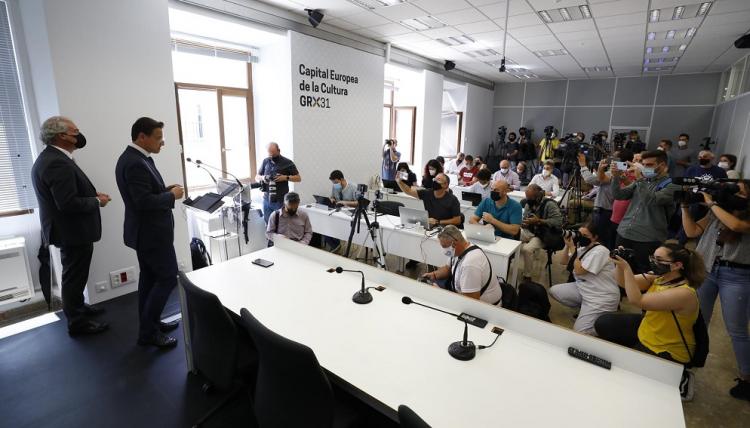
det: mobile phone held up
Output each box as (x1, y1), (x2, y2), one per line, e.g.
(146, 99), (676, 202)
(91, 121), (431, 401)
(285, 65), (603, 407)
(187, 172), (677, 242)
(616, 161), (628, 171)
(252, 258), (274, 268)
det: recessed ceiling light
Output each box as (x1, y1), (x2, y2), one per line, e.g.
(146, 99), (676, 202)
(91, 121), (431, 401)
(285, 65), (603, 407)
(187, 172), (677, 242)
(662, 46), (670, 53)
(686, 27), (696, 38)
(644, 58), (651, 64)
(579, 5), (591, 19)
(534, 49), (568, 57)
(649, 9), (660, 22)
(347, 0), (403, 10)
(679, 44), (687, 51)
(648, 32), (656, 41)
(559, 8), (572, 21)
(400, 16), (445, 31)
(538, 10), (553, 23)
(672, 6), (685, 20)
(697, 2), (712, 17)
(666, 30), (676, 39)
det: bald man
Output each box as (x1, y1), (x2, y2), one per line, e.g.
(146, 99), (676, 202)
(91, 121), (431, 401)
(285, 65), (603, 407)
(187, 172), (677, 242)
(469, 180), (522, 238)
(685, 150), (727, 181)
(397, 172), (461, 227)
(255, 142), (301, 224)
(491, 159), (520, 190)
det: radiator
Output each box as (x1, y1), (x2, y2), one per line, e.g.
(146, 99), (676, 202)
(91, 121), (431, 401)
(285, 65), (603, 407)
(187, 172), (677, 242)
(0, 237), (35, 305)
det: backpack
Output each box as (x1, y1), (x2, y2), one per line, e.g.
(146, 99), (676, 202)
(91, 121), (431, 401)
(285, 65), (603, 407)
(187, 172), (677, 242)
(516, 280), (551, 321)
(534, 199), (565, 252)
(498, 277), (518, 310)
(672, 309), (710, 368)
(190, 237), (212, 270)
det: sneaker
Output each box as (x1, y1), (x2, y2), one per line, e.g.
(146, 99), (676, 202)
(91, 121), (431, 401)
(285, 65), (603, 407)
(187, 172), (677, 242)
(680, 370), (695, 402)
(729, 378), (750, 401)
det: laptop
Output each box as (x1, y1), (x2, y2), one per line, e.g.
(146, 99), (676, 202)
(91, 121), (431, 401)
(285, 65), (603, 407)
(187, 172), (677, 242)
(464, 223), (497, 243)
(398, 206), (429, 229)
(382, 179), (401, 193)
(313, 195), (335, 209)
(461, 191), (483, 206)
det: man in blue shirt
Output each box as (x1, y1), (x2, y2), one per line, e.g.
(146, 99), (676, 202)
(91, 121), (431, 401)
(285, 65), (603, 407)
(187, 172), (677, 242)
(468, 180), (522, 238)
(685, 150), (727, 181)
(381, 139), (401, 180)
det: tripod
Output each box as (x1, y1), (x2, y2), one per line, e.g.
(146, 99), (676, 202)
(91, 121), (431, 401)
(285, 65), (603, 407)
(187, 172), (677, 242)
(344, 197), (386, 269)
(559, 164), (586, 224)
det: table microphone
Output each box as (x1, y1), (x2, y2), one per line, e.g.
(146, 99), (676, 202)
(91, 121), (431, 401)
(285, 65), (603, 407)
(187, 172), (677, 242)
(401, 296), (476, 361)
(327, 267), (372, 304)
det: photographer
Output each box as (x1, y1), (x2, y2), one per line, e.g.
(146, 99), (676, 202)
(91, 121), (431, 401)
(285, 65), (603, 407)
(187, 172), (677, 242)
(518, 127), (538, 172)
(683, 184), (750, 401)
(381, 139), (401, 181)
(506, 132), (520, 167)
(611, 150), (680, 273)
(397, 173), (461, 228)
(578, 153), (615, 248)
(539, 128), (560, 163)
(550, 221), (620, 335)
(596, 242), (704, 401)
(520, 184), (563, 280)
(256, 142), (301, 224)
(624, 130), (645, 153)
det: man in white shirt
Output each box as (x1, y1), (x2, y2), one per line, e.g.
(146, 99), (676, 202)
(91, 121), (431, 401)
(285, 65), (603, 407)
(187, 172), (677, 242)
(549, 221), (619, 335)
(491, 159), (521, 190)
(420, 225), (502, 305)
(529, 160), (560, 196)
(461, 168), (492, 200)
(445, 153), (466, 175)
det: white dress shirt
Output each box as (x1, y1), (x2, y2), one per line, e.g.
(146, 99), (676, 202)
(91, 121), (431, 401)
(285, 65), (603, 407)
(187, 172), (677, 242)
(128, 142), (151, 157)
(530, 173), (560, 196)
(51, 145), (74, 160)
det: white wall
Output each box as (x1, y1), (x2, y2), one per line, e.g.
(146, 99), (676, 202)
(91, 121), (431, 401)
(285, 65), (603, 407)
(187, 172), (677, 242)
(289, 32), (384, 198)
(419, 70), (443, 174)
(463, 84), (495, 160)
(17, 0), (190, 304)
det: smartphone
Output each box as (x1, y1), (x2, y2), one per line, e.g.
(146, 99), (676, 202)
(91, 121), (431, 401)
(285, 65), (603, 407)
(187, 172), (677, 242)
(616, 161), (628, 171)
(252, 258), (274, 268)
(399, 171), (409, 181)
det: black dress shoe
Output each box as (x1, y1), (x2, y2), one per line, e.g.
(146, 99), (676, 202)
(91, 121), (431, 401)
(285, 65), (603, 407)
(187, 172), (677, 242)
(68, 320), (109, 336)
(159, 320), (180, 333)
(81, 303), (105, 317)
(137, 332), (178, 348)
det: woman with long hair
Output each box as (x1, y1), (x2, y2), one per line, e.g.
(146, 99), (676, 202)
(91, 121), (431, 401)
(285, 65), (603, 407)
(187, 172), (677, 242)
(421, 159), (443, 189)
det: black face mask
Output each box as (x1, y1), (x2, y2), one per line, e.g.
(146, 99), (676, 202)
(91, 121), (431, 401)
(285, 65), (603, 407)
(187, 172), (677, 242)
(699, 158), (710, 166)
(491, 191), (502, 201)
(649, 260), (672, 275)
(271, 155), (281, 162)
(74, 133), (87, 149)
(508, 137), (516, 142)
(286, 208), (297, 216)
(432, 181), (443, 191)
(577, 236), (592, 247)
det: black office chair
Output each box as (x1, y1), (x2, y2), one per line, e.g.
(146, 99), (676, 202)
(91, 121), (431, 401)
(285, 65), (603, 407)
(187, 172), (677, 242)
(178, 272), (257, 427)
(238, 308), (358, 428)
(375, 200), (403, 217)
(398, 405), (431, 428)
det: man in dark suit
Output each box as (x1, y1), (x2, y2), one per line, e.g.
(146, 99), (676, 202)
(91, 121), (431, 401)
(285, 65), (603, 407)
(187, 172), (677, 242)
(31, 116), (111, 335)
(115, 117), (184, 348)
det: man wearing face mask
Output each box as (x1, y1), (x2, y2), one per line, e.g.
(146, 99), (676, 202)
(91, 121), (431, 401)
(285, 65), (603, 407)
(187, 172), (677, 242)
(530, 160), (560, 197)
(469, 180), (522, 238)
(266, 192), (312, 245)
(328, 170), (357, 208)
(624, 130), (645, 154)
(578, 153), (615, 249)
(463, 168), (493, 200)
(255, 142), (301, 224)
(397, 173), (461, 228)
(611, 150), (680, 274)
(505, 132), (520, 167)
(491, 159), (520, 190)
(685, 150), (727, 182)
(458, 155), (478, 186)
(520, 184), (563, 280)
(550, 221), (620, 335)
(420, 226), (502, 305)
(657, 139), (676, 177)
(32, 116), (111, 336)
(515, 161), (533, 186)
(674, 133), (694, 177)
(445, 152), (465, 175)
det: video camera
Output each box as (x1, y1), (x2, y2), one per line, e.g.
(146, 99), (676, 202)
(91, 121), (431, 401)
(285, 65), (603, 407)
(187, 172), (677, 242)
(612, 132), (628, 151)
(384, 139), (395, 147)
(497, 126), (507, 145)
(543, 125), (556, 139)
(673, 177), (748, 211)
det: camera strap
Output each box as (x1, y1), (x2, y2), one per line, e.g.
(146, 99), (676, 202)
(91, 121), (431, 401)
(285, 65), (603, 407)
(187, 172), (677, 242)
(450, 246), (496, 302)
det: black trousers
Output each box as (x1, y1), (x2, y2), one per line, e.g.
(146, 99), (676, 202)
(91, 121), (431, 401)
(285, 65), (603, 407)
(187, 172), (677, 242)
(595, 313), (680, 364)
(59, 243), (94, 328)
(136, 245), (178, 339)
(615, 235), (661, 274)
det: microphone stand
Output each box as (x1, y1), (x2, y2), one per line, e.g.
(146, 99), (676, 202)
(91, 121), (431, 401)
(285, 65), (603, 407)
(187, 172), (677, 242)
(328, 267), (373, 304)
(194, 159), (246, 257)
(448, 320), (476, 361)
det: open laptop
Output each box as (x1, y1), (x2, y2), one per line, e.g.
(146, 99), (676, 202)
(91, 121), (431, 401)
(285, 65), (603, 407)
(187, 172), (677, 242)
(464, 223), (497, 243)
(313, 195), (335, 210)
(398, 206), (429, 229)
(461, 191), (483, 206)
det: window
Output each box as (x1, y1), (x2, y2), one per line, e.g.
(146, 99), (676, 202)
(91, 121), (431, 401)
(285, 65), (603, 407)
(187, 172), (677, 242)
(0, 1), (35, 215)
(172, 40), (256, 196)
(439, 112), (463, 158)
(383, 83), (416, 164)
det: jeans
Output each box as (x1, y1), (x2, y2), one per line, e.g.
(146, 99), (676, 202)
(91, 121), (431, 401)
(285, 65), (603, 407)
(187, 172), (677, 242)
(698, 265), (750, 376)
(263, 198), (283, 224)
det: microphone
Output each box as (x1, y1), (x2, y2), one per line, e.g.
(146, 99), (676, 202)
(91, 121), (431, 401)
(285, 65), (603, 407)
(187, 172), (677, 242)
(328, 266), (372, 304)
(186, 157), (217, 184)
(194, 159), (243, 188)
(401, 296), (476, 361)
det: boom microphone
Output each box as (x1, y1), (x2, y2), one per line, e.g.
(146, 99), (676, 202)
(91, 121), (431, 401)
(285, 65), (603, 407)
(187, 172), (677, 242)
(401, 296), (476, 361)
(328, 266), (372, 304)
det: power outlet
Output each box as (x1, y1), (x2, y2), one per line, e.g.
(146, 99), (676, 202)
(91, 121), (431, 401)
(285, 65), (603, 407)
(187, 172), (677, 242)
(110, 267), (137, 288)
(95, 281), (109, 293)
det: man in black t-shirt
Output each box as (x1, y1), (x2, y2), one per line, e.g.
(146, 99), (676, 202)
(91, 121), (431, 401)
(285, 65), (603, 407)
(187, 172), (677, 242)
(396, 172), (461, 228)
(255, 142), (301, 224)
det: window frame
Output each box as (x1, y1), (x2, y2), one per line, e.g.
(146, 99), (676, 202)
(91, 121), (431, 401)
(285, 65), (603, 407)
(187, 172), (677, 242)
(383, 85), (417, 164)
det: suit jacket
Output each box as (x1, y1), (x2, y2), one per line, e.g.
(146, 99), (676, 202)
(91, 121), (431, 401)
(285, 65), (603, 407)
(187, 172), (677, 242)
(115, 146), (175, 250)
(31, 146), (101, 247)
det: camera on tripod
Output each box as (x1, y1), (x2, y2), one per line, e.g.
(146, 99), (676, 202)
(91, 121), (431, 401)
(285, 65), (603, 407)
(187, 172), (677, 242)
(543, 125), (556, 139)
(673, 178), (748, 211)
(497, 126), (507, 144)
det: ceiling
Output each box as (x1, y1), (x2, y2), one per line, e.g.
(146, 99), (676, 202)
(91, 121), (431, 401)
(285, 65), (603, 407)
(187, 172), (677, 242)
(252, 0), (750, 82)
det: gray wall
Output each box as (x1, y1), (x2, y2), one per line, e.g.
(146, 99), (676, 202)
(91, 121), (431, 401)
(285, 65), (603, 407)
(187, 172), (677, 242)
(712, 93), (750, 177)
(492, 73), (721, 149)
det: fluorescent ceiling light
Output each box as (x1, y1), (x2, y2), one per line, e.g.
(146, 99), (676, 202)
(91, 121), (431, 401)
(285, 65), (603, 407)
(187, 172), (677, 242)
(452, 35), (474, 44)
(400, 16), (445, 31)
(648, 32), (656, 40)
(662, 46), (670, 52)
(679, 44), (687, 51)
(347, 0), (402, 10)
(666, 30), (676, 39)
(644, 58), (651, 64)
(559, 8), (572, 21)
(697, 2), (712, 16)
(649, 9), (660, 22)
(538, 10), (553, 23)
(646, 47), (653, 54)
(685, 27), (696, 38)
(672, 6), (685, 20)
(579, 5), (591, 19)
(534, 49), (568, 57)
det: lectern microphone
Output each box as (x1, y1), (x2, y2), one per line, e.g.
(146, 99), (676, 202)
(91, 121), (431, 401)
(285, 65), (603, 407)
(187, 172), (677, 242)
(186, 157), (217, 184)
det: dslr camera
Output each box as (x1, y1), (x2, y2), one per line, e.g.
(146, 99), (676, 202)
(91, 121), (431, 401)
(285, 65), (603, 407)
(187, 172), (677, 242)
(610, 247), (635, 263)
(562, 228), (580, 241)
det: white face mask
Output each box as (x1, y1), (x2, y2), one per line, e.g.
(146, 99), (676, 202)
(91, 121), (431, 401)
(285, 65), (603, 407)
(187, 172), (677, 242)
(444, 246), (455, 258)
(657, 146), (664, 151)
(429, 168), (437, 176)
(542, 169), (552, 177)
(718, 161), (730, 170)
(678, 140), (687, 148)
(500, 168), (509, 174)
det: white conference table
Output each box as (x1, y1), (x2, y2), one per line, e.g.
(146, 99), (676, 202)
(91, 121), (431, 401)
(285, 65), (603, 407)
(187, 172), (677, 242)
(300, 204), (521, 285)
(182, 237), (685, 428)
(370, 189), (478, 217)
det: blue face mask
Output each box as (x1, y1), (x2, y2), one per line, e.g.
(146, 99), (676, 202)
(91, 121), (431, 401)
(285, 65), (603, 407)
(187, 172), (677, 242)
(333, 183), (342, 191)
(642, 167), (657, 178)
